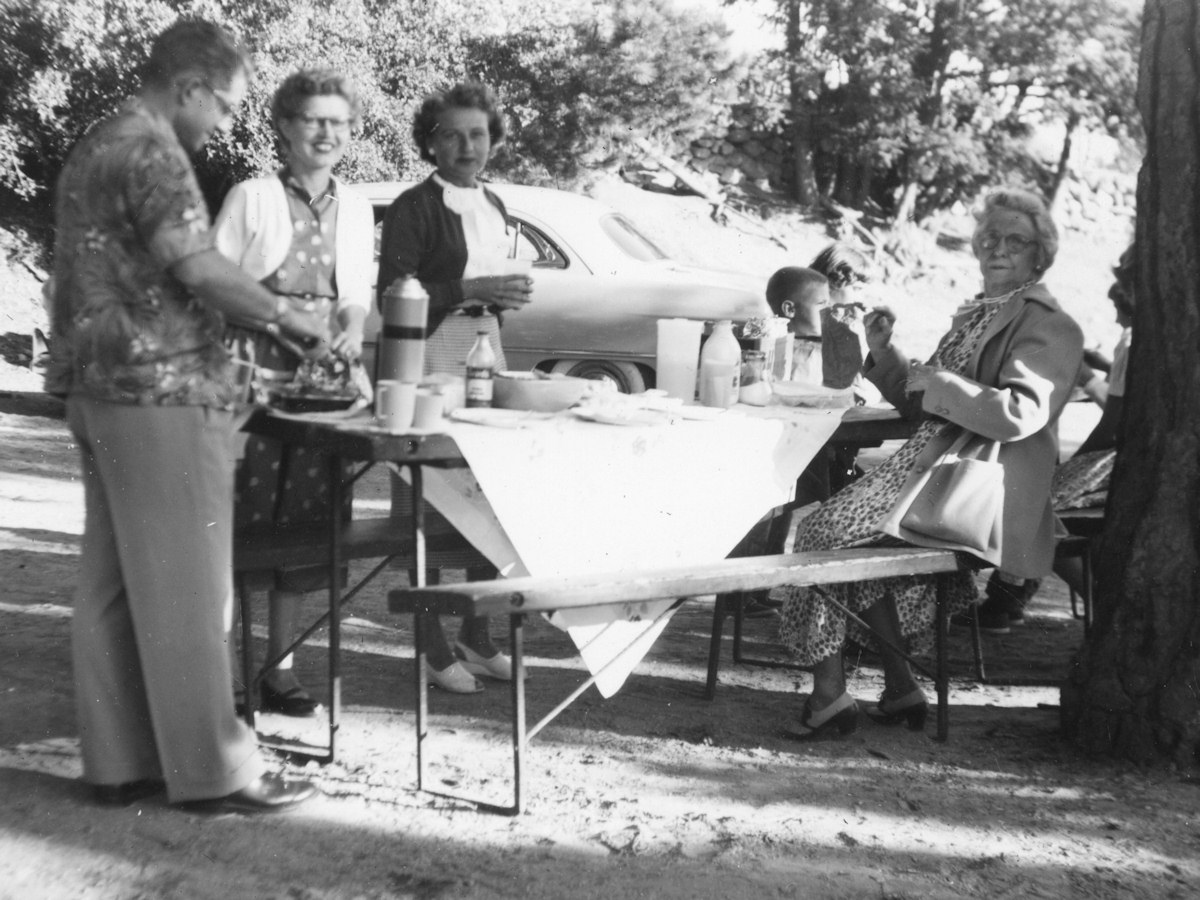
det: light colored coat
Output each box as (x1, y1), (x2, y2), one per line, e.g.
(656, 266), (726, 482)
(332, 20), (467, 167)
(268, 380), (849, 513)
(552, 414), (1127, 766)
(870, 284), (1083, 579)
(213, 174), (374, 316)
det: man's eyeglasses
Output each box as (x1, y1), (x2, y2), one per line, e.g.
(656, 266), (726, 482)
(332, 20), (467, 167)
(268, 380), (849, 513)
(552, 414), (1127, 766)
(979, 232), (1037, 254)
(200, 81), (238, 121)
(291, 114), (353, 133)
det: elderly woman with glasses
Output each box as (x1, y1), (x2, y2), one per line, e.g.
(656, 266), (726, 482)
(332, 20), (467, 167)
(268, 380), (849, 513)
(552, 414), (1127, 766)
(214, 68), (374, 717)
(774, 188), (1083, 740)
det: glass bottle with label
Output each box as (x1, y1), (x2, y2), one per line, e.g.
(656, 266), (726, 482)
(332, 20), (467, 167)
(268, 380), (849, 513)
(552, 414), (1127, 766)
(465, 331), (496, 408)
(739, 349), (772, 406)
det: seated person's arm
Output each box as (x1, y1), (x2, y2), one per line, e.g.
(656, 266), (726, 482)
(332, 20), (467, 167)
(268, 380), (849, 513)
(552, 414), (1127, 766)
(1076, 395), (1122, 455)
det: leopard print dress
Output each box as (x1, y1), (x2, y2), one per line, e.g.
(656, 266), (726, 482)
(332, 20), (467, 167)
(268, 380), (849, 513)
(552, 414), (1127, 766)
(777, 301), (1008, 667)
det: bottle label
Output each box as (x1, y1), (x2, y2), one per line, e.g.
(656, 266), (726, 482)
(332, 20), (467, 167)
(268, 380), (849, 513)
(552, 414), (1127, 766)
(465, 368), (494, 407)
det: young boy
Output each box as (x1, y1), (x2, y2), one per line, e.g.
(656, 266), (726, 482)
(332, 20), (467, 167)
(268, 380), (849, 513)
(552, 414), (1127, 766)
(765, 266), (829, 385)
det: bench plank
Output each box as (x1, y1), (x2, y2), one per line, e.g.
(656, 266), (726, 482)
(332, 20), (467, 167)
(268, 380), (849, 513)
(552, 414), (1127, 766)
(388, 547), (966, 618)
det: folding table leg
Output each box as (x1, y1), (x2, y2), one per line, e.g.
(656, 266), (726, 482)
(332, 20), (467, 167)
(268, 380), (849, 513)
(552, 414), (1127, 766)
(411, 463), (429, 792)
(509, 613), (526, 816)
(237, 576), (256, 727)
(326, 452), (344, 762)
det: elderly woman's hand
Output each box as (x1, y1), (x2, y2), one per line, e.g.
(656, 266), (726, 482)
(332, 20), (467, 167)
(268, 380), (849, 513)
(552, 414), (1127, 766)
(863, 305), (896, 355)
(906, 363), (941, 393)
(463, 274), (534, 312)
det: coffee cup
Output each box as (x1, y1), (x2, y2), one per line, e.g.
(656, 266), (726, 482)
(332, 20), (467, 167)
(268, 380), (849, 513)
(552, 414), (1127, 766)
(375, 380), (416, 431)
(412, 387), (445, 429)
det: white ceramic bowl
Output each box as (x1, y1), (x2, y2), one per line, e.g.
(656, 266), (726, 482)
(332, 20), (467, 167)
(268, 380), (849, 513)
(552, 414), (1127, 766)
(770, 381), (856, 409)
(492, 371), (594, 412)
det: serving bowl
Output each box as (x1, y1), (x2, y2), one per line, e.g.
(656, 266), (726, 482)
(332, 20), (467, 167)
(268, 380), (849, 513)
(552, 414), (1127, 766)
(492, 371), (594, 412)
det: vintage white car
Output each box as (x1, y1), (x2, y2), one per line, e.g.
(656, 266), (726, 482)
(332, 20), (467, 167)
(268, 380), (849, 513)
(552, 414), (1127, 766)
(356, 181), (769, 393)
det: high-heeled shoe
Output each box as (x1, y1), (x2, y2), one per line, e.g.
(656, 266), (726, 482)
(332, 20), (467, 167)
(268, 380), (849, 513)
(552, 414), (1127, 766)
(423, 660), (483, 694)
(863, 688), (928, 731)
(782, 691), (859, 741)
(454, 641), (512, 681)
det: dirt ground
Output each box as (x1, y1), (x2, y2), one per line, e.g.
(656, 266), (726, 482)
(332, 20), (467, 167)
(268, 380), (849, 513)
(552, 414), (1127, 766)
(5, 181), (1198, 899)
(3, 391), (1200, 900)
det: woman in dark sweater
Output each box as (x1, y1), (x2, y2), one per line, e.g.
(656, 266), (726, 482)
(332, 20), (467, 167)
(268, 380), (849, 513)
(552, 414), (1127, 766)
(378, 82), (532, 692)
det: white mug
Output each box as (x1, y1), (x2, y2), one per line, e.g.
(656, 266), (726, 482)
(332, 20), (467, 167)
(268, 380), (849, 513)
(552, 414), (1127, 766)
(412, 388), (446, 429)
(375, 380), (416, 432)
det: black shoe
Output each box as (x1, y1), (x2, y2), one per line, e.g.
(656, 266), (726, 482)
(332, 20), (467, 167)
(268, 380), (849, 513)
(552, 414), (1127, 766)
(91, 777), (166, 807)
(178, 773), (317, 814)
(864, 688), (928, 731)
(260, 681), (320, 717)
(986, 572), (1029, 626)
(781, 692), (859, 741)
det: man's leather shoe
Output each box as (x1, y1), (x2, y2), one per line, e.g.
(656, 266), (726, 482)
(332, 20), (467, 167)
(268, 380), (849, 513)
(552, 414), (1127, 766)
(92, 777), (165, 806)
(179, 774), (317, 814)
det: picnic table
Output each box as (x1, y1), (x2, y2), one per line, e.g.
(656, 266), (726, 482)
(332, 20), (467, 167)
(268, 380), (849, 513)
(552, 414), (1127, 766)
(235, 401), (915, 761)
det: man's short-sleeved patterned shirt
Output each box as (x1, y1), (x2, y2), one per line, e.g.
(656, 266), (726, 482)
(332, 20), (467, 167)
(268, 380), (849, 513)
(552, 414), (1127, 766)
(47, 98), (237, 407)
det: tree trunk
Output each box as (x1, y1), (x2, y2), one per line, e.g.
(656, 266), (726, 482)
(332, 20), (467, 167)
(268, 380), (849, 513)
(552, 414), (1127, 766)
(1047, 112), (1079, 221)
(1060, 0), (1200, 767)
(893, 174), (919, 225)
(786, 0), (817, 206)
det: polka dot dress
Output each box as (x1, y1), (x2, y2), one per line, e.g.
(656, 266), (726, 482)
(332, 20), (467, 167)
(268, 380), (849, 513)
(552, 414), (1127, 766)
(777, 301), (1008, 666)
(231, 174), (352, 593)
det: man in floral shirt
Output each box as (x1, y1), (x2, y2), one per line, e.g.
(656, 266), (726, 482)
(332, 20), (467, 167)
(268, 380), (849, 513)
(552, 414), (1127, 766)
(49, 19), (327, 813)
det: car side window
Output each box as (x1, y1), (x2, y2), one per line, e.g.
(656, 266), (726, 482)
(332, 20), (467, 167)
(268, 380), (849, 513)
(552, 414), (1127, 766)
(511, 219), (567, 270)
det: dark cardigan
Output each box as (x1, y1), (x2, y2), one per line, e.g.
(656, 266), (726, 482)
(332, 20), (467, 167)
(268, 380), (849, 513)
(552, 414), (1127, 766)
(376, 175), (510, 335)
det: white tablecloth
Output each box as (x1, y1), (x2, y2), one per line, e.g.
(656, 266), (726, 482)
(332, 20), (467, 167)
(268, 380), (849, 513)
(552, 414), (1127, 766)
(412, 405), (846, 694)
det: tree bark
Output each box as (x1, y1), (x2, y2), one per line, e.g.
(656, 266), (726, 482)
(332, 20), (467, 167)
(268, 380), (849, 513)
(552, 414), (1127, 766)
(1060, 0), (1200, 768)
(786, 0), (817, 205)
(1047, 112), (1079, 221)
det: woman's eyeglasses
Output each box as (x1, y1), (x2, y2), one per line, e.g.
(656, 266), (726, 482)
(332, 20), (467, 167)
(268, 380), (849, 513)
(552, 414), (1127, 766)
(291, 114), (353, 133)
(979, 232), (1037, 254)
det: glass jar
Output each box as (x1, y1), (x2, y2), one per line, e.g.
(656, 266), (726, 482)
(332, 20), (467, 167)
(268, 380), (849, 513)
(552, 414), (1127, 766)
(739, 349), (772, 406)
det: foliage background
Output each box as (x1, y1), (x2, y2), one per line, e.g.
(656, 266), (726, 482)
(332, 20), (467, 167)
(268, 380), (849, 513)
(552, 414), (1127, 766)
(0, 0), (1142, 254)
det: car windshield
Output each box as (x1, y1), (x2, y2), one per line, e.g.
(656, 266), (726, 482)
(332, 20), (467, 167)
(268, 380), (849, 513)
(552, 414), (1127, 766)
(599, 213), (668, 262)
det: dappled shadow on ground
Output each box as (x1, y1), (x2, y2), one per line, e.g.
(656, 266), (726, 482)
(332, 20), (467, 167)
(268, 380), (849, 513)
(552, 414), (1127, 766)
(4, 411), (1198, 898)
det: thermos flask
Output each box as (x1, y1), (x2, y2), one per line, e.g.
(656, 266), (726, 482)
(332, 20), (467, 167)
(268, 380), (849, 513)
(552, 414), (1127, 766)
(379, 275), (429, 383)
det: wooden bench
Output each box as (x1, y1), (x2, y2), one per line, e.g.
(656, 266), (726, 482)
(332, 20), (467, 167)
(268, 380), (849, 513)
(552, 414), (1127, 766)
(388, 546), (969, 814)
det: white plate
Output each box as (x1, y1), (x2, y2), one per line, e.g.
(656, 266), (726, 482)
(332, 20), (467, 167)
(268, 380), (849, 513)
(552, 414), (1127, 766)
(673, 405), (726, 421)
(572, 406), (669, 427)
(449, 408), (552, 428)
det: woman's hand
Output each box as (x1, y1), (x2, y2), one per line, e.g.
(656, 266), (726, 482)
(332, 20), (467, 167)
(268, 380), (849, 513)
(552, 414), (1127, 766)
(462, 275), (534, 312)
(332, 307), (366, 361)
(863, 305), (896, 355)
(906, 363), (940, 393)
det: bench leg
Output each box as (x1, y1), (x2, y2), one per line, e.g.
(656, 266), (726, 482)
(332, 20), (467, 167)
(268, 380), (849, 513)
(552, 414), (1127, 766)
(935, 574), (949, 742)
(705, 595), (731, 700)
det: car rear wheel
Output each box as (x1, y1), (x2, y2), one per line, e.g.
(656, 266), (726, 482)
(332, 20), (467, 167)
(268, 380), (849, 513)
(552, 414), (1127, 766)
(550, 360), (647, 394)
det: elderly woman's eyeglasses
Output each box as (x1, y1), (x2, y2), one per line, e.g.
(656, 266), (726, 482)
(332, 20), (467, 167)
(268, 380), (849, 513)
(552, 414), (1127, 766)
(979, 232), (1037, 254)
(291, 114), (353, 133)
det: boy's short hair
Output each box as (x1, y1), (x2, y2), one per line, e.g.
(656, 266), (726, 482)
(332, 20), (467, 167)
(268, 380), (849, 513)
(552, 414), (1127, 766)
(766, 267), (828, 317)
